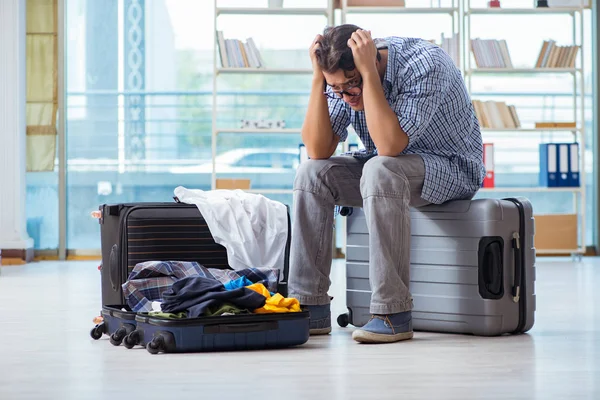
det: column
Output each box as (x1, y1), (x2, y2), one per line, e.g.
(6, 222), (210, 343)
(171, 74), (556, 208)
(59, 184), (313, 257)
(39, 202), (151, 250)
(0, 0), (34, 263)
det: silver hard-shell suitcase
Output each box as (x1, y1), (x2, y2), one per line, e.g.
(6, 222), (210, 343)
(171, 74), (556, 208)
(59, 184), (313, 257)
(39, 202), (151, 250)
(338, 197), (536, 336)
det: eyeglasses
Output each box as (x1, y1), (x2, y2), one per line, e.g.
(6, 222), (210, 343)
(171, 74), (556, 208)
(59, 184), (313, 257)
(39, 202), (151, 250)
(323, 77), (363, 100)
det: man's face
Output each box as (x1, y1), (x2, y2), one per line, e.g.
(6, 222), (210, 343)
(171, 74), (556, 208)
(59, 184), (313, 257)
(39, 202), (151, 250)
(323, 69), (364, 111)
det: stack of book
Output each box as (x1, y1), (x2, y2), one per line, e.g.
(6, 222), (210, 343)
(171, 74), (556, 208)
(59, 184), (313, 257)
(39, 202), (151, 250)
(472, 100), (521, 129)
(470, 38), (513, 68)
(440, 33), (460, 68)
(535, 40), (579, 69)
(216, 31), (265, 68)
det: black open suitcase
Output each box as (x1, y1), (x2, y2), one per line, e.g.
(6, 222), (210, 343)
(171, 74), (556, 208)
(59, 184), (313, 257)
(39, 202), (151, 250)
(90, 200), (310, 353)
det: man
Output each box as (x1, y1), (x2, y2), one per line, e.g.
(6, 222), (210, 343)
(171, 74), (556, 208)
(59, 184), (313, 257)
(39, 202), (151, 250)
(287, 24), (485, 344)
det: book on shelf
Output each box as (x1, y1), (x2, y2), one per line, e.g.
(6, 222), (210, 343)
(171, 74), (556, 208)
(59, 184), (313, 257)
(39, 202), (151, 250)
(534, 40), (579, 69)
(440, 33), (459, 68)
(217, 31), (265, 68)
(335, 0), (406, 7)
(470, 38), (513, 68)
(539, 142), (580, 188)
(534, 121), (577, 129)
(472, 100), (521, 129)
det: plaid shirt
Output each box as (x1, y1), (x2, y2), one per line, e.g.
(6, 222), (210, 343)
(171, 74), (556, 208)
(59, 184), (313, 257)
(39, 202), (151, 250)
(327, 36), (485, 204)
(122, 261), (280, 312)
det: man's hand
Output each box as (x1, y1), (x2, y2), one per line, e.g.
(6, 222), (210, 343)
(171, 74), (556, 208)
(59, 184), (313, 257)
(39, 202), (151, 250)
(347, 29), (378, 77)
(310, 34), (324, 81)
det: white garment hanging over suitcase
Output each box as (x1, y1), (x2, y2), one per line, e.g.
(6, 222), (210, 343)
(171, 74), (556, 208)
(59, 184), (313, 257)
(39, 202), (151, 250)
(174, 186), (288, 274)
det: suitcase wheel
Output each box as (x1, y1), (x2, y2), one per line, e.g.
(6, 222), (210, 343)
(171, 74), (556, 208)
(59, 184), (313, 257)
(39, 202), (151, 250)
(337, 313), (350, 328)
(146, 332), (175, 354)
(109, 327), (128, 346)
(123, 330), (141, 349)
(90, 322), (105, 340)
(339, 207), (353, 217)
(146, 336), (164, 355)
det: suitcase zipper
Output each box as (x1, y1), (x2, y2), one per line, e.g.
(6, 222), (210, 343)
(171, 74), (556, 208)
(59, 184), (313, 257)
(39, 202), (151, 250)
(504, 197), (527, 333)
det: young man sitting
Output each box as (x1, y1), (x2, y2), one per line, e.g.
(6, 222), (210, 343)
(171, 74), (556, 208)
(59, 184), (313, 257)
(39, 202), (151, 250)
(287, 24), (485, 344)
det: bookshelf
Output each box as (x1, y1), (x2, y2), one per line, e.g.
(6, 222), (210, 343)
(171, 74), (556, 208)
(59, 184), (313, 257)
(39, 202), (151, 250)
(211, 0), (334, 191)
(466, 7), (583, 15)
(466, 68), (581, 74)
(464, 0), (587, 255)
(211, 0), (590, 256)
(339, 0), (462, 71)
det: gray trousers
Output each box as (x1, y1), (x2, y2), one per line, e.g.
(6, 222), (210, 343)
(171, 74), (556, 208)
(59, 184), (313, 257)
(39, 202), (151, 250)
(288, 154), (431, 315)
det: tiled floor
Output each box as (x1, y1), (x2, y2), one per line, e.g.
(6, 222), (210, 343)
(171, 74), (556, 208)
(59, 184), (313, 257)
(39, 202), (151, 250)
(0, 257), (598, 399)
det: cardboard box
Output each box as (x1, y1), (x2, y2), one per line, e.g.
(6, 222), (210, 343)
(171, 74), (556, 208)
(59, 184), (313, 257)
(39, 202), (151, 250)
(215, 179), (251, 190)
(533, 213), (578, 251)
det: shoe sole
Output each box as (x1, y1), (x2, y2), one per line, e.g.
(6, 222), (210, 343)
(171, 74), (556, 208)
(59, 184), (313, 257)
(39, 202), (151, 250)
(309, 327), (332, 335)
(352, 329), (413, 343)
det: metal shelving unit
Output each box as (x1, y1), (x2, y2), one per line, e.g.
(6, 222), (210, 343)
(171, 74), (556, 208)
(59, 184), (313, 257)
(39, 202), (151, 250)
(465, 0), (587, 255)
(210, 0), (590, 256)
(211, 0), (334, 191)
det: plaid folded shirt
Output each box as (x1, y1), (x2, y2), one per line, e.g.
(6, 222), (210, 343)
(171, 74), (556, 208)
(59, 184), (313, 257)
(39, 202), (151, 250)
(122, 261), (280, 312)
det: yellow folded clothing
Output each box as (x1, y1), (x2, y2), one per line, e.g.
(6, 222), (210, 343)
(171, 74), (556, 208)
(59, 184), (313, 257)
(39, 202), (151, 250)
(246, 283), (301, 313)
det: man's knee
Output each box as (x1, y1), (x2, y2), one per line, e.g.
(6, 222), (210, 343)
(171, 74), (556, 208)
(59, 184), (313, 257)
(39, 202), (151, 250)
(360, 156), (409, 198)
(294, 159), (332, 191)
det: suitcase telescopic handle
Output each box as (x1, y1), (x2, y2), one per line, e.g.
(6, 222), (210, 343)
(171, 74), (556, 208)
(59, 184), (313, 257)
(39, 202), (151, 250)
(511, 232), (521, 303)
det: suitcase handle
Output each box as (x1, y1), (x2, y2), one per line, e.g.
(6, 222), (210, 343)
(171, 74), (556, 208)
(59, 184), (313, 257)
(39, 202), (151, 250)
(477, 237), (504, 300)
(204, 321), (279, 334)
(109, 244), (119, 291)
(512, 232), (521, 303)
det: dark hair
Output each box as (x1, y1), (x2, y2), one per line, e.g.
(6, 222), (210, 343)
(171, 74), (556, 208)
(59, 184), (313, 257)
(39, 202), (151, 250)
(315, 24), (380, 74)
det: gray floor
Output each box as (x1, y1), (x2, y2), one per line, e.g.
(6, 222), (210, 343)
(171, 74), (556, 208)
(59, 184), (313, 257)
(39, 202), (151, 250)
(0, 257), (598, 400)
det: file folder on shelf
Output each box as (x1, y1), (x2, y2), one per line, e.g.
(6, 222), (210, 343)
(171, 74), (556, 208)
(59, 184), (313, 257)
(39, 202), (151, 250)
(539, 143), (559, 187)
(482, 143), (494, 188)
(539, 142), (580, 188)
(568, 142), (580, 187)
(558, 143), (570, 187)
(299, 143), (308, 164)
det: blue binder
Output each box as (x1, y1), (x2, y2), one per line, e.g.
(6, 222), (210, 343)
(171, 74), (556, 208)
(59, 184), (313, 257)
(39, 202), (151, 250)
(539, 143), (558, 187)
(558, 143), (570, 187)
(568, 142), (580, 187)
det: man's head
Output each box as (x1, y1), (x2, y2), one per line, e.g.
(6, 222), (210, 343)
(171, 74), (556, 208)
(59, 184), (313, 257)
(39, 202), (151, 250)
(315, 24), (381, 111)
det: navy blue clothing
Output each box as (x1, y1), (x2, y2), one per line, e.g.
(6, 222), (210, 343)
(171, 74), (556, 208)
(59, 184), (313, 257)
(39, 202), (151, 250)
(160, 276), (266, 317)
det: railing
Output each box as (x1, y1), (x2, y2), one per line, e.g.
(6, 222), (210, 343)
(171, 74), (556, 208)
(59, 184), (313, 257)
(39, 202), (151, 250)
(61, 89), (594, 173)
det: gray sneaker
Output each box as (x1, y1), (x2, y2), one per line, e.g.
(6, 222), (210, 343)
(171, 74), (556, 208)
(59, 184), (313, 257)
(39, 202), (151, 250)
(304, 304), (331, 335)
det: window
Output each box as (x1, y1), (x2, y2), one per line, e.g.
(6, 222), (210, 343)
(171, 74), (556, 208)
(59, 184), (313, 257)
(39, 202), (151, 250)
(24, 0), (596, 252)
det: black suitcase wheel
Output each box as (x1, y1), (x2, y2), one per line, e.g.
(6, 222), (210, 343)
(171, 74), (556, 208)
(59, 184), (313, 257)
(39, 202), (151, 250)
(90, 322), (105, 340)
(337, 313), (350, 328)
(123, 330), (140, 349)
(146, 336), (164, 355)
(109, 327), (127, 346)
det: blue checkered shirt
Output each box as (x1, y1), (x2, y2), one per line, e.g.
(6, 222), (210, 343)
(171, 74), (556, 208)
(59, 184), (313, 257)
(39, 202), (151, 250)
(327, 36), (485, 204)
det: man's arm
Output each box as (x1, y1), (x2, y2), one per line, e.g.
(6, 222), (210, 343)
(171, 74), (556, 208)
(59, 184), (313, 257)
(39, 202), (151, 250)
(361, 71), (408, 157)
(301, 75), (341, 159)
(348, 30), (449, 157)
